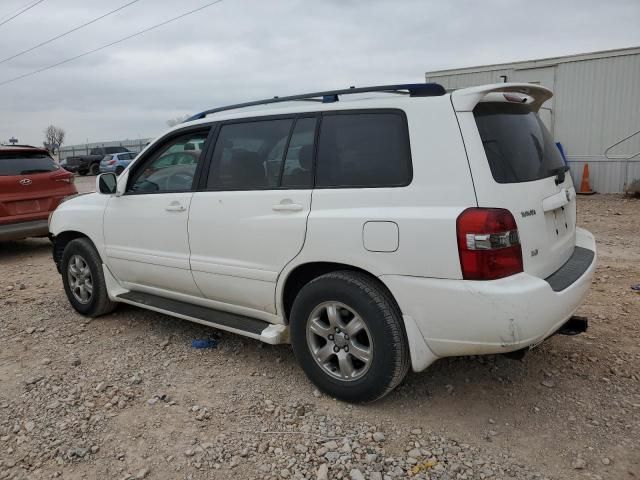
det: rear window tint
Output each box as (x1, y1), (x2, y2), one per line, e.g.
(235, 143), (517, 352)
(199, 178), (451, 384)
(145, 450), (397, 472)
(474, 103), (565, 183)
(0, 152), (58, 176)
(316, 112), (411, 188)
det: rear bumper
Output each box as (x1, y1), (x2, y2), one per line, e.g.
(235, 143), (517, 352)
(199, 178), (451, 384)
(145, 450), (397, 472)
(0, 219), (49, 241)
(382, 227), (596, 365)
(99, 164), (116, 173)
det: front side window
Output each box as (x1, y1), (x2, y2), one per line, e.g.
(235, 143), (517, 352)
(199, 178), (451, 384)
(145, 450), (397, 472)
(207, 119), (293, 190)
(316, 113), (411, 188)
(128, 132), (208, 193)
(0, 152), (58, 176)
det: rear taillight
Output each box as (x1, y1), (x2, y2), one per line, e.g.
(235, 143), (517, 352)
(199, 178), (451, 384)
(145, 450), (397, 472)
(108, 160), (117, 165)
(55, 175), (74, 184)
(456, 208), (523, 280)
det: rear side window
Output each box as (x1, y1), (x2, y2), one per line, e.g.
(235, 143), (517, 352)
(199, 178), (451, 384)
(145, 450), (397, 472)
(0, 152), (58, 176)
(316, 112), (411, 188)
(281, 117), (317, 188)
(474, 103), (565, 183)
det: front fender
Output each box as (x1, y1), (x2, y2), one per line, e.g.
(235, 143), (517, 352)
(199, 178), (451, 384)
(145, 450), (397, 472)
(49, 192), (109, 260)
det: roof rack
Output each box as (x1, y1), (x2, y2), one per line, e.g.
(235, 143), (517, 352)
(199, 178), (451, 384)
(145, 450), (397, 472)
(185, 83), (446, 122)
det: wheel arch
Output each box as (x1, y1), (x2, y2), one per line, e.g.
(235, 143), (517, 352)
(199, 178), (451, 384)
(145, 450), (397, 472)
(53, 231), (99, 274)
(279, 261), (397, 325)
(278, 261), (440, 373)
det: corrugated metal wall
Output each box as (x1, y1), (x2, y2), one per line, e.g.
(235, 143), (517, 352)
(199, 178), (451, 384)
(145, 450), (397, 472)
(426, 50), (640, 193)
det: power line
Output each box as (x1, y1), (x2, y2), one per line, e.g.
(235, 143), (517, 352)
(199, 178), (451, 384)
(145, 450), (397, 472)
(0, 0), (225, 87)
(0, 0), (142, 65)
(0, 0), (40, 21)
(0, 0), (46, 28)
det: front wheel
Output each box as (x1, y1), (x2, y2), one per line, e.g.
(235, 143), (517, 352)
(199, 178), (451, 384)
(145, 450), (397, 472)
(89, 163), (100, 175)
(61, 238), (117, 317)
(290, 271), (410, 403)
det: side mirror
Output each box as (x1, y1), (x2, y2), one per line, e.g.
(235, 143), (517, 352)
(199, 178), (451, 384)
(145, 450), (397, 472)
(97, 173), (117, 194)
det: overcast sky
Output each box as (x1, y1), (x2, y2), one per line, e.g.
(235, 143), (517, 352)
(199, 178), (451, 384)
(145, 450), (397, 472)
(1, 0), (639, 146)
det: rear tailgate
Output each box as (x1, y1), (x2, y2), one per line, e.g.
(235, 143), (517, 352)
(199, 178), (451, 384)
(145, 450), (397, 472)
(452, 83), (577, 279)
(0, 152), (76, 225)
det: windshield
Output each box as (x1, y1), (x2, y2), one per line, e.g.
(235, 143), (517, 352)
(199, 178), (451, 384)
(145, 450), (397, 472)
(474, 103), (565, 183)
(0, 152), (59, 176)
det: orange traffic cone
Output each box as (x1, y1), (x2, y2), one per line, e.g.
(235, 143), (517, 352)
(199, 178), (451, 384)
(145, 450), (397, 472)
(577, 163), (595, 195)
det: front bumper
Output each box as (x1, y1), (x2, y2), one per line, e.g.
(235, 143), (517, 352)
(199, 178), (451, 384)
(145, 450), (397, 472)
(382, 227), (597, 364)
(0, 219), (49, 241)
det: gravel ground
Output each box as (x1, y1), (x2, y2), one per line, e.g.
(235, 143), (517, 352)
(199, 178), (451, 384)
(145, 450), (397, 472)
(0, 190), (638, 480)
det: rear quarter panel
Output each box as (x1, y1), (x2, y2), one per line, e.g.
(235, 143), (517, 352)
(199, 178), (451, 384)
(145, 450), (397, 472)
(277, 96), (478, 312)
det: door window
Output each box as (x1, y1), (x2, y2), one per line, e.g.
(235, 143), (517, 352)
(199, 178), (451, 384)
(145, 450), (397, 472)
(128, 132), (208, 193)
(206, 119), (294, 190)
(316, 112), (412, 188)
(281, 117), (317, 188)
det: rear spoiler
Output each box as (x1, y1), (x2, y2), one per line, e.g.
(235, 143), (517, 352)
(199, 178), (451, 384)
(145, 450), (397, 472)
(451, 83), (553, 112)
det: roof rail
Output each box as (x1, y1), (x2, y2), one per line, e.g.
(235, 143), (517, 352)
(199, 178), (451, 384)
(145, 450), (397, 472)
(185, 83), (446, 122)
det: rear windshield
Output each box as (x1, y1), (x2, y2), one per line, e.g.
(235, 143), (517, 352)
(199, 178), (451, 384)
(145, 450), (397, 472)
(0, 152), (58, 176)
(474, 103), (565, 183)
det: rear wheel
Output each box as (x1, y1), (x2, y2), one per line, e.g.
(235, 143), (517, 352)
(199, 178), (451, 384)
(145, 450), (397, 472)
(89, 163), (100, 175)
(290, 271), (409, 403)
(61, 238), (116, 317)
(115, 166), (124, 176)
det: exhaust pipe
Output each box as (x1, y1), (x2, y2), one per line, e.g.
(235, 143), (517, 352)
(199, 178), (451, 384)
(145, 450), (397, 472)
(556, 316), (588, 336)
(503, 315), (588, 362)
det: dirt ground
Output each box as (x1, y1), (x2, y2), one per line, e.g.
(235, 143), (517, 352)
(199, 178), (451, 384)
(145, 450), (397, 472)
(0, 185), (638, 480)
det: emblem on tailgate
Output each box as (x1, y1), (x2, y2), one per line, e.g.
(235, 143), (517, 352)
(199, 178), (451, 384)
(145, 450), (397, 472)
(19, 178), (32, 186)
(521, 209), (536, 218)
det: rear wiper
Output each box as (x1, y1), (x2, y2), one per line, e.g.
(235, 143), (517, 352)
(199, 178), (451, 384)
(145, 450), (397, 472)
(20, 169), (52, 174)
(550, 165), (570, 185)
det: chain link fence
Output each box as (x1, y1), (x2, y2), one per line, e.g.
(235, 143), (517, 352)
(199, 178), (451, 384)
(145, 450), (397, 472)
(58, 138), (153, 161)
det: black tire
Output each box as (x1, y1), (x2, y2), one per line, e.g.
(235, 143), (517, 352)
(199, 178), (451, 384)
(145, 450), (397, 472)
(61, 238), (117, 317)
(89, 163), (100, 175)
(115, 166), (124, 176)
(290, 271), (410, 403)
(78, 170), (87, 176)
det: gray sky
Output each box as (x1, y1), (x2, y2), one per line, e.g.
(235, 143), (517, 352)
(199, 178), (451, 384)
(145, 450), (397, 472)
(1, 0), (639, 146)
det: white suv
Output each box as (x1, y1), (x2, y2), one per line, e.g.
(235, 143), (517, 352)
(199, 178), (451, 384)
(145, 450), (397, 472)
(49, 83), (596, 402)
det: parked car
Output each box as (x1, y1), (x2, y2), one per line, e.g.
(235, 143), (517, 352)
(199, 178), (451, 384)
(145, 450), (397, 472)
(49, 83), (597, 402)
(66, 146), (132, 176)
(99, 152), (138, 175)
(1, 145), (77, 241)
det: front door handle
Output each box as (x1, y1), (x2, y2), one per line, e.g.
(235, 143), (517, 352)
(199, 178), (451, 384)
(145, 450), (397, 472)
(272, 200), (303, 212)
(165, 201), (186, 212)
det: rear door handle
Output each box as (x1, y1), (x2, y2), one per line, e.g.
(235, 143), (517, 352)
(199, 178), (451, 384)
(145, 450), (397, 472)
(165, 201), (186, 212)
(272, 201), (304, 212)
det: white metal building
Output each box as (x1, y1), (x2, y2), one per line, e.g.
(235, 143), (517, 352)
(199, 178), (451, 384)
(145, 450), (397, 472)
(425, 46), (640, 193)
